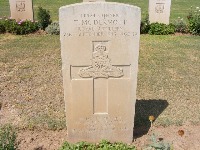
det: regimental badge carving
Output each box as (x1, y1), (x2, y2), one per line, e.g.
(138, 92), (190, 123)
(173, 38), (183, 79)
(16, 1), (25, 12)
(155, 3), (165, 13)
(79, 43), (123, 78)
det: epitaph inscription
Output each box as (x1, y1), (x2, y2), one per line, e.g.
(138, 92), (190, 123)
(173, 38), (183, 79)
(73, 116), (129, 134)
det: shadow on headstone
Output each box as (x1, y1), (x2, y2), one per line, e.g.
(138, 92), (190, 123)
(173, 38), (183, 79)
(133, 99), (169, 139)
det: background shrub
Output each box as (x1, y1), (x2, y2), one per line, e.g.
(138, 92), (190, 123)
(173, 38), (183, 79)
(187, 6), (200, 35)
(3, 19), (39, 35)
(0, 19), (6, 34)
(173, 17), (188, 33)
(167, 23), (176, 34)
(140, 14), (150, 34)
(45, 21), (60, 35)
(148, 23), (175, 35)
(3, 19), (16, 33)
(37, 7), (52, 30)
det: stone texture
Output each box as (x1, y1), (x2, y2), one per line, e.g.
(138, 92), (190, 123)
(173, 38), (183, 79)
(9, 0), (34, 21)
(149, 0), (171, 24)
(60, 2), (140, 143)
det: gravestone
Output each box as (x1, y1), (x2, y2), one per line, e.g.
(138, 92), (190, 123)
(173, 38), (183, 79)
(149, 0), (171, 24)
(9, 0), (34, 21)
(60, 2), (140, 143)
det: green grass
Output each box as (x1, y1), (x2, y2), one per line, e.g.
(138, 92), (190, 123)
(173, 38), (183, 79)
(137, 34), (200, 126)
(0, 34), (65, 129)
(0, 0), (10, 18)
(0, 0), (199, 21)
(0, 124), (18, 150)
(0, 33), (200, 128)
(0, 0), (200, 129)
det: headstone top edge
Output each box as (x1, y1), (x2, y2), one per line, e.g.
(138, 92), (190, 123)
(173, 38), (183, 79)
(59, 2), (141, 11)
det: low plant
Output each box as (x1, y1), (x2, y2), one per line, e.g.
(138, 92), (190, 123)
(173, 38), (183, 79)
(45, 21), (60, 35)
(12, 20), (39, 35)
(140, 13), (150, 34)
(0, 125), (18, 150)
(148, 23), (175, 35)
(149, 115), (155, 127)
(46, 117), (66, 130)
(173, 17), (188, 33)
(143, 116), (172, 150)
(0, 18), (39, 35)
(59, 140), (136, 150)
(0, 19), (6, 34)
(37, 7), (52, 30)
(187, 6), (200, 35)
(144, 133), (172, 150)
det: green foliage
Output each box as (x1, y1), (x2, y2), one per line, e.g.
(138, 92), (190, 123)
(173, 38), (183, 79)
(46, 117), (66, 130)
(148, 23), (175, 35)
(59, 140), (136, 150)
(45, 21), (60, 35)
(187, 6), (200, 35)
(0, 18), (39, 35)
(12, 20), (39, 35)
(140, 14), (150, 34)
(144, 133), (172, 150)
(173, 17), (188, 33)
(0, 19), (6, 34)
(0, 125), (18, 150)
(26, 114), (66, 131)
(37, 7), (52, 30)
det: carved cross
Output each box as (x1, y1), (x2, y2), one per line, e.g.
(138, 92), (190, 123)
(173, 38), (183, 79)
(71, 41), (130, 114)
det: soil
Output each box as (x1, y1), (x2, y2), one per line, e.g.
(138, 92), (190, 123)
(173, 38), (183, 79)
(1, 33), (199, 150)
(16, 123), (200, 150)
(17, 129), (67, 150)
(133, 123), (200, 150)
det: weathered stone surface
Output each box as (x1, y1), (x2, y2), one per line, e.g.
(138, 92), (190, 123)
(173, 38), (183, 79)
(9, 0), (34, 21)
(149, 0), (171, 24)
(60, 2), (140, 143)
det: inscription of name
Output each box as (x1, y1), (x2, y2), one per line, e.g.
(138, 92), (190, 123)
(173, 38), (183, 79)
(64, 13), (137, 37)
(81, 19), (119, 26)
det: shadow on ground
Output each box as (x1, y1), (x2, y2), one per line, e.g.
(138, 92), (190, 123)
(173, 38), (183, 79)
(133, 99), (169, 139)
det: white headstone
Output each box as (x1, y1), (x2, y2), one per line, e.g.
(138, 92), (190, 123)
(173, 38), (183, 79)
(9, 0), (34, 21)
(149, 0), (171, 24)
(60, 2), (141, 143)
